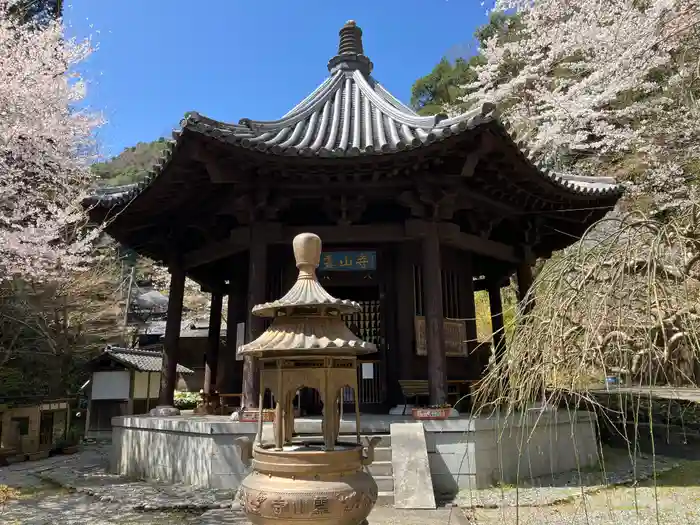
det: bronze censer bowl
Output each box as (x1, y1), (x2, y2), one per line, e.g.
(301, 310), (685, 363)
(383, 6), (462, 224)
(236, 232), (380, 525)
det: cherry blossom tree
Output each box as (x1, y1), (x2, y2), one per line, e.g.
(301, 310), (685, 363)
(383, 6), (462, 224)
(0, 0), (102, 283)
(465, 2), (700, 439)
(462, 0), (700, 204)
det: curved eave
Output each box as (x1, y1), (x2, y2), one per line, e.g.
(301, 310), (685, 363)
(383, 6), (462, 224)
(83, 82), (623, 210)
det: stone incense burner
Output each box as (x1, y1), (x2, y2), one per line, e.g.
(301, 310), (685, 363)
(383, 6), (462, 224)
(235, 232), (380, 525)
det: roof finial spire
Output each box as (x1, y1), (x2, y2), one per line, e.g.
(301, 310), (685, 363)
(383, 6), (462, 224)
(328, 20), (373, 75)
(338, 20), (364, 56)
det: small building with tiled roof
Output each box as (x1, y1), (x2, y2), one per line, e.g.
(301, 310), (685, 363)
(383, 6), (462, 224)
(85, 21), (623, 413)
(91, 347), (195, 374)
(136, 318), (231, 394)
(83, 347), (194, 437)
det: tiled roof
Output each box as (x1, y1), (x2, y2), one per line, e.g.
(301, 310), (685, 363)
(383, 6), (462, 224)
(85, 21), (623, 209)
(140, 318), (228, 338)
(102, 347), (194, 374)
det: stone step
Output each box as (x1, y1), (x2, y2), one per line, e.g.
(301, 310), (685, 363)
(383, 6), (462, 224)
(366, 460), (393, 477)
(373, 446), (392, 462)
(373, 475), (394, 492)
(365, 434), (391, 447)
(376, 491), (395, 506)
(293, 433), (392, 448)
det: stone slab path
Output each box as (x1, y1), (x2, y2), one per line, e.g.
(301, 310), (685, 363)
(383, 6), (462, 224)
(0, 444), (464, 524)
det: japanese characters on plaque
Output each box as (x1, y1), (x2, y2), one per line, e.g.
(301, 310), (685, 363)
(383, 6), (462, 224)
(319, 251), (377, 272)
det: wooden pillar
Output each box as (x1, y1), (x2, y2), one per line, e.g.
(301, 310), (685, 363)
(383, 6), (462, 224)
(378, 247), (393, 407)
(459, 253), (478, 353)
(243, 227), (268, 409)
(126, 371), (135, 415)
(516, 262), (535, 315)
(421, 222), (447, 405)
(217, 284), (242, 393)
(488, 281), (506, 362)
(395, 242), (415, 385)
(159, 263), (185, 406)
(203, 290), (223, 395)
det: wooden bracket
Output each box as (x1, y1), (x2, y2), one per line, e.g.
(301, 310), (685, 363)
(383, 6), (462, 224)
(460, 151), (480, 178)
(398, 179), (464, 221)
(397, 191), (426, 217)
(322, 195), (367, 225)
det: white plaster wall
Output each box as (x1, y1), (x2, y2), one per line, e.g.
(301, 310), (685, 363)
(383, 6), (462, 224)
(133, 372), (149, 400)
(92, 371), (130, 400)
(132, 372), (160, 399)
(149, 372), (160, 398)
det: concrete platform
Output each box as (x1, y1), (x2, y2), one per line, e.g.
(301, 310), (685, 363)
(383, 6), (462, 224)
(110, 409), (599, 499)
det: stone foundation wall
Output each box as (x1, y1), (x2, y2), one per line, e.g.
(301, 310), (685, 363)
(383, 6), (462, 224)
(426, 410), (599, 495)
(111, 416), (257, 489)
(110, 411), (598, 500)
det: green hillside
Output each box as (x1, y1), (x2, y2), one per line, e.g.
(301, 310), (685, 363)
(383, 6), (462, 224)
(92, 138), (170, 187)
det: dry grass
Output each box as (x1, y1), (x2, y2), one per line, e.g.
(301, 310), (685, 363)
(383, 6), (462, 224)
(473, 204), (700, 418)
(466, 203), (700, 523)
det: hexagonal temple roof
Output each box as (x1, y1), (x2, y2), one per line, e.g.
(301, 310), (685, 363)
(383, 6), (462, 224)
(87, 21), (622, 209)
(84, 21), (623, 286)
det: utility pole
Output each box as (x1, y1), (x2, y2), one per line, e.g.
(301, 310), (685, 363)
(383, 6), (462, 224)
(122, 265), (135, 348)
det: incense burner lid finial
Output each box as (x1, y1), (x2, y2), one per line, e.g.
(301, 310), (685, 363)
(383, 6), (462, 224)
(293, 232), (321, 279)
(249, 232), (361, 318)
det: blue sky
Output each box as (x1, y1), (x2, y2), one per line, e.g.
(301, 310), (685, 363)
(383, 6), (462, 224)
(65, 1), (493, 160)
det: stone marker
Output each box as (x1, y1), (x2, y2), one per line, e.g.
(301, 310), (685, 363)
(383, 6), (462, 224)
(391, 422), (436, 510)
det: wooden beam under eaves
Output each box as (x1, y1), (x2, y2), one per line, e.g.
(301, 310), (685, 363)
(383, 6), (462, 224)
(183, 220), (521, 270)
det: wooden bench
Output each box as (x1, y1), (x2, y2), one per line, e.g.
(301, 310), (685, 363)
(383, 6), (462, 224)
(398, 380), (430, 415)
(398, 380), (474, 414)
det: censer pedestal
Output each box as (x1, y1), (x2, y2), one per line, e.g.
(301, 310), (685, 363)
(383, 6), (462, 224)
(238, 440), (379, 524)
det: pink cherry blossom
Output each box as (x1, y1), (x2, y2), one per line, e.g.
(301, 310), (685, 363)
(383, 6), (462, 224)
(0, 0), (102, 282)
(462, 0), (700, 204)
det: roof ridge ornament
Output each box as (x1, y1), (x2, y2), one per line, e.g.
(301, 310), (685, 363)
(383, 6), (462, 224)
(328, 20), (373, 76)
(338, 20), (363, 55)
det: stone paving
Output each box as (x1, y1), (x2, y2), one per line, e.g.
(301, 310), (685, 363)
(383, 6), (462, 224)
(0, 444), (468, 524)
(0, 445), (245, 524)
(1, 443), (690, 524)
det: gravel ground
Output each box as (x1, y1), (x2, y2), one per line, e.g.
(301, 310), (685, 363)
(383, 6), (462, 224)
(457, 446), (680, 508)
(461, 454), (700, 524)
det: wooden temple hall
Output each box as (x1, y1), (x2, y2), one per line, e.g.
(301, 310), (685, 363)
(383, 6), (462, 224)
(86, 21), (622, 413)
